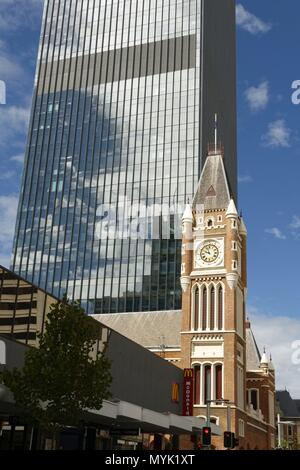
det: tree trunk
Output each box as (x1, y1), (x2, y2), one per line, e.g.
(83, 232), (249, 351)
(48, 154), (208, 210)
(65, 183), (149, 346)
(54, 429), (61, 450)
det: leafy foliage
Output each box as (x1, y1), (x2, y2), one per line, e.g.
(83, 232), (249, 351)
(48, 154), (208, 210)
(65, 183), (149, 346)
(279, 438), (300, 450)
(0, 298), (112, 431)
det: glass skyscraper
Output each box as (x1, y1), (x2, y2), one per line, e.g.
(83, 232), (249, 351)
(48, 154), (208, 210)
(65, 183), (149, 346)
(12, 0), (237, 314)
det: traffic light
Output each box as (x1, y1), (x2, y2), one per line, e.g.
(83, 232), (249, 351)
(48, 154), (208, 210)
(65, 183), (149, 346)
(224, 431), (234, 448)
(234, 437), (239, 449)
(202, 426), (211, 446)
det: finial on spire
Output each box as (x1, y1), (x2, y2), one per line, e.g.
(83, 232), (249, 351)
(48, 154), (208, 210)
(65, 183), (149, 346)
(214, 113), (218, 154)
(269, 354), (275, 371)
(207, 114), (224, 156)
(260, 348), (269, 369)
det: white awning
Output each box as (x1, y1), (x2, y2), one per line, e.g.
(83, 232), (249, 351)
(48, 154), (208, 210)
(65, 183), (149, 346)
(117, 401), (142, 422)
(142, 408), (170, 430)
(168, 413), (194, 433)
(87, 400), (222, 435)
(89, 400), (118, 420)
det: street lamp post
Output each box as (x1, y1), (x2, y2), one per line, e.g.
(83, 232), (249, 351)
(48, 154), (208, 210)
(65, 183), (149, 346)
(205, 399), (234, 431)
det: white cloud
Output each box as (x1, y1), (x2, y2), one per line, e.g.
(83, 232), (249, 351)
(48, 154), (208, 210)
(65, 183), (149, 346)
(265, 227), (286, 240)
(244, 81), (269, 112)
(236, 4), (272, 35)
(0, 171), (15, 180)
(0, 195), (18, 267)
(262, 119), (292, 148)
(0, 194), (19, 267)
(0, 195), (18, 242)
(0, 54), (24, 82)
(289, 215), (300, 240)
(289, 215), (300, 230)
(0, 252), (12, 269)
(238, 175), (253, 184)
(10, 154), (24, 163)
(0, 0), (44, 32)
(0, 39), (6, 51)
(250, 310), (300, 397)
(0, 105), (30, 149)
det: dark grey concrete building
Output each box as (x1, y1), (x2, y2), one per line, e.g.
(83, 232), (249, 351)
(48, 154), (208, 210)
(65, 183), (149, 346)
(0, 329), (221, 449)
(12, 0), (237, 314)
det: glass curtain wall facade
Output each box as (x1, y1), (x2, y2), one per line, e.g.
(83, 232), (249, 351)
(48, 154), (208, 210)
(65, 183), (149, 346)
(12, 0), (237, 314)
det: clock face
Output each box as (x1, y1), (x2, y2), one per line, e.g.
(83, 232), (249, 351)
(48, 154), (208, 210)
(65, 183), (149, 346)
(200, 243), (220, 264)
(194, 238), (224, 269)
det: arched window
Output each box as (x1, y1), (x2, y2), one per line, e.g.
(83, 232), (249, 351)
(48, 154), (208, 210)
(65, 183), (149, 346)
(210, 287), (215, 330)
(194, 365), (201, 405)
(202, 287), (207, 330)
(215, 365), (223, 400)
(204, 365), (211, 404)
(194, 286), (199, 331)
(218, 286), (223, 330)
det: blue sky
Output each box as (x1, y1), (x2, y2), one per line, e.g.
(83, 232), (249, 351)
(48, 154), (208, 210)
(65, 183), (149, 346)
(0, 0), (300, 395)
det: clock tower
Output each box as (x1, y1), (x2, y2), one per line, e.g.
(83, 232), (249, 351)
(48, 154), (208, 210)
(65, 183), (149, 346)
(180, 146), (248, 446)
(93, 142), (276, 449)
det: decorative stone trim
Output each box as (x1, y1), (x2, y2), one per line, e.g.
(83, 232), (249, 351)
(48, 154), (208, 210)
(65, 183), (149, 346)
(180, 276), (191, 292)
(226, 272), (238, 289)
(192, 334), (224, 341)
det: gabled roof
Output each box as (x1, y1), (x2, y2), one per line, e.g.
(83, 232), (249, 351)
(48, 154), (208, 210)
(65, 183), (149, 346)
(92, 310), (181, 349)
(294, 400), (300, 415)
(276, 391), (300, 418)
(245, 325), (262, 371)
(95, 311), (262, 374)
(192, 153), (231, 211)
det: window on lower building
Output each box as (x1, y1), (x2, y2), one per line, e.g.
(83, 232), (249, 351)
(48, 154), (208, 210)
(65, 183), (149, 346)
(210, 288), (215, 330)
(239, 419), (245, 437)
(194, 287), (199, 331)
(215, 365), (223, 400)
(210, 417), (217, 424)
(250, 389), (258, 410)
(204, 365), (211, 404)
(202, 287), (207, 330)
(218, 286), (223, 330)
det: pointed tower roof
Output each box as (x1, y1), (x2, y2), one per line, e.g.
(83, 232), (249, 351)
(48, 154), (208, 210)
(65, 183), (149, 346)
(226, 198), (238, 218)
(182, 203), (193, 223)
(193, 152), (231, 211)
(245, 321), (261, 371)
(260, 348), (269, 367)
(240, 217), (247, 236)
(269, 355), (275, 372)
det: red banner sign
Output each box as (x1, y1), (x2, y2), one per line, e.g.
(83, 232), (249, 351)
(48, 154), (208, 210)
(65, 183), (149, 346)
(182, 368), (194, 416)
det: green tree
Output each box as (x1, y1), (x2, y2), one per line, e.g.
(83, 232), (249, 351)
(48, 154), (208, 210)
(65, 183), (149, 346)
(0, 298), (112, 439)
